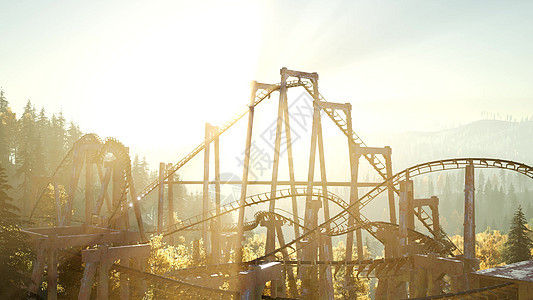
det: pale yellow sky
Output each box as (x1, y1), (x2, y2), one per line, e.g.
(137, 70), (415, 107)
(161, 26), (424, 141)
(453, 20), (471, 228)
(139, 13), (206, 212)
(1, 0), (533, 168)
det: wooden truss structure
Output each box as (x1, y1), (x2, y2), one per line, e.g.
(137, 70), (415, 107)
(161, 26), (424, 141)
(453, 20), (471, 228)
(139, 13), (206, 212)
(25, 68), (533, 299)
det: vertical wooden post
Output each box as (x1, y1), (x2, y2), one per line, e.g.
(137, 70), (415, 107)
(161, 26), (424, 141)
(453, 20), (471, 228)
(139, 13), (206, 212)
(464, 163), (475, 259)
(302, 78), (321, 297)
(54, 180), (61, 226)
(127, 169), (146, 242)
(157, 162), (165, 234)
(212, 126), (221, 263)
(236, 81), (258, 263)
(120, 258), (130, 300)
(65, 148), (84, 225)
(280, 79), (300, 246)
(112, 160), (125, 229)
(97, 245), (109, 299)
(29, 246), (45, 295)
(78, 262), (97, 300)
(167, 163), (174, 245)
(85, 154), (93, 224)
(346, 105), (362, 273)
(47, 235), (58, 300)
(266, 73), (286, 255)
(202, 123), (211, 252)
(316, 113), (334, 299)
(399, 180), (413, 255)
(385, 146), (396, 224)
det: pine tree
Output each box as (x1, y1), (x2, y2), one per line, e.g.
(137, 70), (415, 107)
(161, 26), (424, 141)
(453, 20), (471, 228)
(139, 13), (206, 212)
(502, 205), (533, 264)
(0, 164), (32, 297)
(66, 120), (82, 150)
(16, 100), (37, 215)
(0, 90), (17, 170)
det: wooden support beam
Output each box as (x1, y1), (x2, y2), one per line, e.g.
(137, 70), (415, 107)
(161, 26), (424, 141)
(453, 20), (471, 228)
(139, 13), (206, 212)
(157, 162), (165, 234)
(29, 246), (45, 295)
(28, 231), (141, 249)
(399, 180), (414, 255)
(202, 123), (211, 250)
(23, 225), (115, 236)
(85, 154), (94, 224)
(120, 258), (130, 300)
(280, 86), (300, 247)
(236, 81), (258, 263)
(238, 262), (283, 299)
(346, 105), (362, 267)
(213, 126), (221, 263)
(94, 163), (112, 219)
(97, 246), (110, 299)
(266, 72), (286, 256)
(317, 101), (351, 111)
(316, 111), (334, 300)
(82, 244), (150, 263)
(302, 77), (321, 297)
(282, 67), (318, 81)
(64, 148), (85, 225)
(47, 234), (58, 300)
(78, 262), (97, 300)
(166, 180), (382, 187)
(54, 180), (61, 226)
(464, 163), (475, 259)
(384, 146), (396, 225)
(167, 163), (174, 245)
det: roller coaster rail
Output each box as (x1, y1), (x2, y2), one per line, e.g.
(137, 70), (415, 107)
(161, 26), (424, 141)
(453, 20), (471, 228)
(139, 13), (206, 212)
(25, 68), (533, 299)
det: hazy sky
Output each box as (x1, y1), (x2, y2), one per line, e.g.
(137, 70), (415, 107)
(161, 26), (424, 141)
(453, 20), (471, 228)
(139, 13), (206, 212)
(2, 0), (533, 167)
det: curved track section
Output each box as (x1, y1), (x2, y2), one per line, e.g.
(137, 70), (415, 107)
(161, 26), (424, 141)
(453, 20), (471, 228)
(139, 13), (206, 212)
(251, 158), (533, 263)
(330, 158), (533, 236)
(97, 138), (145, 237)
(29, 133), (104, 220)
(161, 187), (447, 257)
(162, 187), (348, 236)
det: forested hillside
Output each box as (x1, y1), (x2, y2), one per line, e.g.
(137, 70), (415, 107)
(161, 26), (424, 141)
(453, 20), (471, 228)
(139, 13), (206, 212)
(364, 119), (533, 235)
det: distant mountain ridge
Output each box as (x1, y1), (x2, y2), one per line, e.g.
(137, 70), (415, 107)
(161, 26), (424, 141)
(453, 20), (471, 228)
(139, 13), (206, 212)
(365, 119), (533, 172)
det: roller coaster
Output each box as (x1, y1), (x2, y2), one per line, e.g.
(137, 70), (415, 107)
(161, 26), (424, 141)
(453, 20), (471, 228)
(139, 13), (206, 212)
(23, 68), (533, 299)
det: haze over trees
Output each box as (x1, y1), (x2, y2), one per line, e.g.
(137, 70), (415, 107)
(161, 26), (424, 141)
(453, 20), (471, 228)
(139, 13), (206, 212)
(1, 88), (533, 297)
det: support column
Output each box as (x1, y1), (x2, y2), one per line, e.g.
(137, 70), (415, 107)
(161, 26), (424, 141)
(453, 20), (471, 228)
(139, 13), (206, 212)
(302, 77), (321, 298)
(464, 163), (475, 259)
(97, 246), (110, 299)
(212, 126), (221, 263)
(54, 180), (61, 226)
(64, 148), (84, 225)
(112, 160), (126, 229)
(47, 235), (58, 300)
(279, 70), (300, 247)
(317, 113), (334, 300)
(157, 162), (165, 234)
(399, 179), (414, 256)
(266, 76), (286, 255)
(78, 262), (97, 300)
(167, 163), (174, 245)
(346, 105), (362, 267)
(120, 258), (130, 300)
(85, 154), (93, 224)
(29, 246), (45, 295)
(385, 146), (396, 224)
(94, 163), (112, 219)
(202, 123), (211, 250)
(236, 81), (258, 263)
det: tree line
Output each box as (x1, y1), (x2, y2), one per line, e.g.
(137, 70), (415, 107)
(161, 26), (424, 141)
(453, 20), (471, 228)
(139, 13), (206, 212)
(0, 90), (83, 215)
